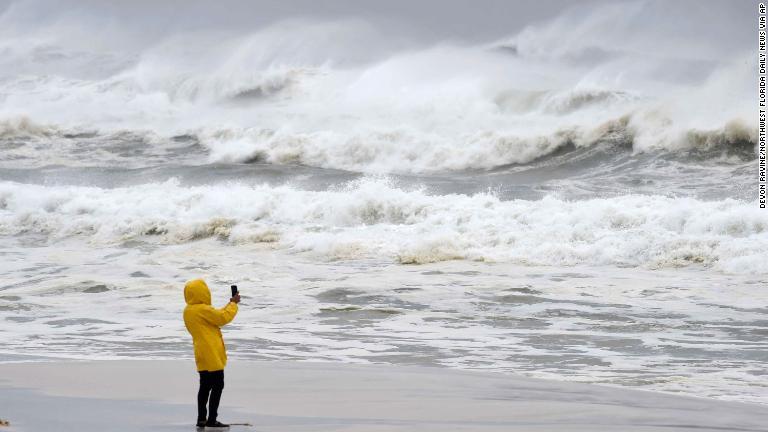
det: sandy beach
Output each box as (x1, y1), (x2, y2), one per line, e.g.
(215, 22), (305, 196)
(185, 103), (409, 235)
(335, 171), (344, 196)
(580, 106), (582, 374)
(1, 360), (767, 432)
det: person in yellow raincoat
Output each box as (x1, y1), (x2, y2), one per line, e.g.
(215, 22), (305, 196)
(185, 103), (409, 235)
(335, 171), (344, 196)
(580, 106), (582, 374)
(183, 279), (239, 429)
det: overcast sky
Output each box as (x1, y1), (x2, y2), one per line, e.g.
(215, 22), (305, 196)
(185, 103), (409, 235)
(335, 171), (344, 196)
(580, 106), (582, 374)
(0, 0), (753, 47)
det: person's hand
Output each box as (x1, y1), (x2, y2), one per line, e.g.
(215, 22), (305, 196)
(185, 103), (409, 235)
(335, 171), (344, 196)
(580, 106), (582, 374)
(230, 293), (241, 304)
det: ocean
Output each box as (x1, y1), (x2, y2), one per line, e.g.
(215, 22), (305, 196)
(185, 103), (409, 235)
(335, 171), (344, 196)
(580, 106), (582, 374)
(0, 0), (765, 406)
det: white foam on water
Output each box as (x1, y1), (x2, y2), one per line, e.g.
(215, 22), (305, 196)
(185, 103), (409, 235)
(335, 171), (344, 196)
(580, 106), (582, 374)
(1, 242), (767, 404)
(0, 2), (755, 173)
(0, 178), (765, 273)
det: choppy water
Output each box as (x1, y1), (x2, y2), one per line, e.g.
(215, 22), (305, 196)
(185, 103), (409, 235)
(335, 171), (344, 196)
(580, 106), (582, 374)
(0, 0), (765, 406)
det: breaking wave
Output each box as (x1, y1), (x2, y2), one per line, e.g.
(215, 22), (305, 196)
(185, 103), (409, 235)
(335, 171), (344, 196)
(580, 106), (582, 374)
(0, 1), (755, 174)
(199, 116), (754, 173)
(1, 178), (764, 273)
(0, 114), (755, 173)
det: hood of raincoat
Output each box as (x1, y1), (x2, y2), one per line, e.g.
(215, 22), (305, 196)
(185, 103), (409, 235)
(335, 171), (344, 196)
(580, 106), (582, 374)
(184, 279), (211, 306)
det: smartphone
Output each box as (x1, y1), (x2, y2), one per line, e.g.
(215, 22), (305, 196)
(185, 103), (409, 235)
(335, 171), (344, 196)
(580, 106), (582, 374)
(231, 285), (238, 297)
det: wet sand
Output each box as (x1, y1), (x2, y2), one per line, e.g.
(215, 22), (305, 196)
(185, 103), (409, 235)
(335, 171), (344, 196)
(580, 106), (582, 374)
(1, 360), (767, 432)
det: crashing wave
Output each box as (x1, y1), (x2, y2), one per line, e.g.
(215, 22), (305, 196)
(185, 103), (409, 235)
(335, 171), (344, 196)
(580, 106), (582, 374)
(197, 114), (754, 173)
(0, 3), (754, 174)
(0, 113), (754, 173)
(0, 178), (764, 274)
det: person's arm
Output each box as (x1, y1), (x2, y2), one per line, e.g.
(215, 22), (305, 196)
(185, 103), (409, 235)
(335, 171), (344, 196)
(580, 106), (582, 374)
(200, 299), (239, 327)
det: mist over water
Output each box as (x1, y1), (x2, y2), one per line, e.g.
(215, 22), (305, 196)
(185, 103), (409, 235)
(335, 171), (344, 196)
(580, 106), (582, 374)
(0, 0), (765, 406)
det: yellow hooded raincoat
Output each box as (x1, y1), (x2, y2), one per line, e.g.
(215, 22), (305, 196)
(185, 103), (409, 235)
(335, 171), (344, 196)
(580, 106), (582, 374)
(183, 279), (238, 371)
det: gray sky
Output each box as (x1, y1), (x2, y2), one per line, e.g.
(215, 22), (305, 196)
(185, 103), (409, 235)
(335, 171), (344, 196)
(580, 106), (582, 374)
(0, 0), (752, 43)
(0, 0), (604, 42)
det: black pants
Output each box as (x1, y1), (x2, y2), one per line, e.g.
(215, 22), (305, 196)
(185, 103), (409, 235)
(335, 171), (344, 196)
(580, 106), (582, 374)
(197, 370), (224, 423)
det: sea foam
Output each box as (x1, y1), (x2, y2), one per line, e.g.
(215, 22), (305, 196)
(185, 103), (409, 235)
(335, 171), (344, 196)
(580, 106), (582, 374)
(1, 178), (764, 273)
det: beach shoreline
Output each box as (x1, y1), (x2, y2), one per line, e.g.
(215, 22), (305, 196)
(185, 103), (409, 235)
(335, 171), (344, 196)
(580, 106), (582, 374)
(1, 359), (767, 432)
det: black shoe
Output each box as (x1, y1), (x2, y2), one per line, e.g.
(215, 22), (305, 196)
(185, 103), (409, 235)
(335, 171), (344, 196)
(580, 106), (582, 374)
(196, 420), (206, 428)
(205, 420), (230, 429)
